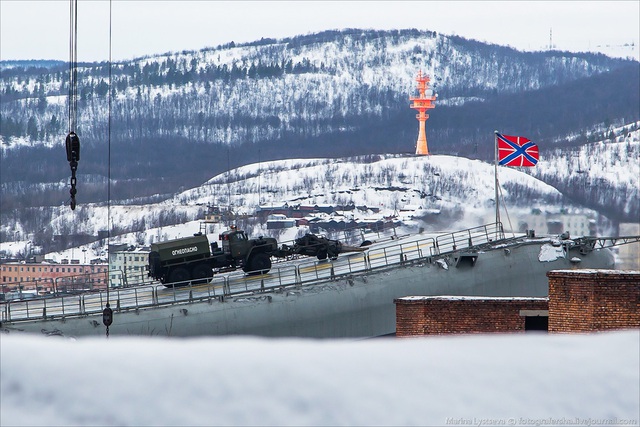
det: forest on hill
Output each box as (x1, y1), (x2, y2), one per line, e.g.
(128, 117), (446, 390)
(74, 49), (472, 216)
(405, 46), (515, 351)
(1, 29), (638, 241)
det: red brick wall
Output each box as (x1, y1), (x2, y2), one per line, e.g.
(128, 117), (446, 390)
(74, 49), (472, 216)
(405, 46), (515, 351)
(395, 297), (549, 337)
(548, 270), (640, 332)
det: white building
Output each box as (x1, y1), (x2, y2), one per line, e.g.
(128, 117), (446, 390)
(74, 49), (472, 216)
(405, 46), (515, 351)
(521, 209), (596, 237)
(108, 245), (151, 287)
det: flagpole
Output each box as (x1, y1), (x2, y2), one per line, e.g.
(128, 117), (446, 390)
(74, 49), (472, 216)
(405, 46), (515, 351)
(494, 130), (500, 227)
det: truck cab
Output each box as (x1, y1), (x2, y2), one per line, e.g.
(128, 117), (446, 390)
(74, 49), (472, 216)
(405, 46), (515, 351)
(220, 228), (250, 259)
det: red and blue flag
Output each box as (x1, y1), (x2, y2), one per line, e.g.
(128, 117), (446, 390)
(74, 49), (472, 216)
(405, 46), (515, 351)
(496, 133), (539, 167)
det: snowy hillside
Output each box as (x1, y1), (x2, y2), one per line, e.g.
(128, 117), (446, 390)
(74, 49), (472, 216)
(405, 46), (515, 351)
(1, 331), (638, 426)
(31, 153), (574, 262)
(1, 29), (637, 232)
(530, 122), (640, 218)
(2, 145), (625, 262)
(1, 29), (630, 151)
(175, 154), (560, 218)
(4, 123), (638, 261)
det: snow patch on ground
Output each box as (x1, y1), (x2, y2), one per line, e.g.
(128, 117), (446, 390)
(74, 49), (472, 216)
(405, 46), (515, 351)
(1, 331), (638, 426)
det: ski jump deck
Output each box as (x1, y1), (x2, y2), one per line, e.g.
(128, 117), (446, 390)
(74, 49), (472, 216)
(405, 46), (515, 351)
(0, 223), (626, 338)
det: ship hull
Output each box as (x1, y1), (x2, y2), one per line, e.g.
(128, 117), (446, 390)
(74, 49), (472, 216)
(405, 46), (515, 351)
(1, 237), (615, 339)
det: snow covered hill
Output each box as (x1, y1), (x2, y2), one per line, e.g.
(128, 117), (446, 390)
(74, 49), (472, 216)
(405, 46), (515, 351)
(1, 29), (637, 239)
(2, 126), (637, 261)
(30, 152), (588, 262)
(529, 122), (640, 219)
(1, 29), (630, 151)
(175, 154), (560, 220)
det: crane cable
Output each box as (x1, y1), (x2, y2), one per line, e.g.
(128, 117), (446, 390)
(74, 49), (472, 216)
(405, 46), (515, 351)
(102, 0), (114, 338)
(64, 0), (114, 337)
(65, 0), (80, 210)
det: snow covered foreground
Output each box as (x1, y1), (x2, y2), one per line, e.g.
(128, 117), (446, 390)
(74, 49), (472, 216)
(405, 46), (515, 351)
(1, 331), (638, 427)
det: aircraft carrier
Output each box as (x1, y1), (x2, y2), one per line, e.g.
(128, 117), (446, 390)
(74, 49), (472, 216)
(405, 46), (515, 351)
(1, 222), (630, 339)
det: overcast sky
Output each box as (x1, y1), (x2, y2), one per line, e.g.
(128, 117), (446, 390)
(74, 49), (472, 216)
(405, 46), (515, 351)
(1, 1), (639, 62)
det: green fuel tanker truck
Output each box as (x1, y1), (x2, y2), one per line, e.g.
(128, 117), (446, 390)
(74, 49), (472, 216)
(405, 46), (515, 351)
(148, 227), (365, 286)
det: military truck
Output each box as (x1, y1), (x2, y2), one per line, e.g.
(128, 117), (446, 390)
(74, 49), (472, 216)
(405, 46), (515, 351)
(283, 233), (347, 260)
(148, 227), (366, 286)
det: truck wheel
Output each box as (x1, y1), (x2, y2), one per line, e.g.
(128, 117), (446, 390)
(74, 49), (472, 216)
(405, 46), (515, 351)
(248, 253), (272, 275)
(191, 264), (212, 284)
(168, 267), (190, 286)
(317, 250), (328, 261)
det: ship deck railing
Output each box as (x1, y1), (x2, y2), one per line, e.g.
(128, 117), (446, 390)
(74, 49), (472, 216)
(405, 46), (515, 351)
(2, 222), (517, 324)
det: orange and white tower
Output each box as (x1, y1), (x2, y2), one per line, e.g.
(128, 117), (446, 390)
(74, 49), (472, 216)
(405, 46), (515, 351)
(409, 70), (436, 155)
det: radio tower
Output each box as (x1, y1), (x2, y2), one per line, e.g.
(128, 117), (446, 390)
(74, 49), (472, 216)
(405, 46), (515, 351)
(409, 70), (436, 155)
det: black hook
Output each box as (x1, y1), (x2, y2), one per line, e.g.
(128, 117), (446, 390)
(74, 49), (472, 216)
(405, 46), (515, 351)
(103, 302), (113, 338)
(65, 132), (80, 163)
(103, 303), (113, 327)
(65, 132), (80, 210)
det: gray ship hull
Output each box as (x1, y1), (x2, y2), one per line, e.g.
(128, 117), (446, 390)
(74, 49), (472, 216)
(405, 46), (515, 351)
(1, 232), (615, 339)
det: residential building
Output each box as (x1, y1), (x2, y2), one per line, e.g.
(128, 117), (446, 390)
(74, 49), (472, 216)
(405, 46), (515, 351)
(108, 246), (152, 287)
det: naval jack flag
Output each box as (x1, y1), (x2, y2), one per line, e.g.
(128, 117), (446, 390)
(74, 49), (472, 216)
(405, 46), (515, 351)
(492, 131), (540, 229)
(496, 133), (539, 167)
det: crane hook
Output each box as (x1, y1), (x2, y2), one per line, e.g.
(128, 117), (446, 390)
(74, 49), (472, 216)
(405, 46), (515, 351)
(65, 132), (80, 210)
